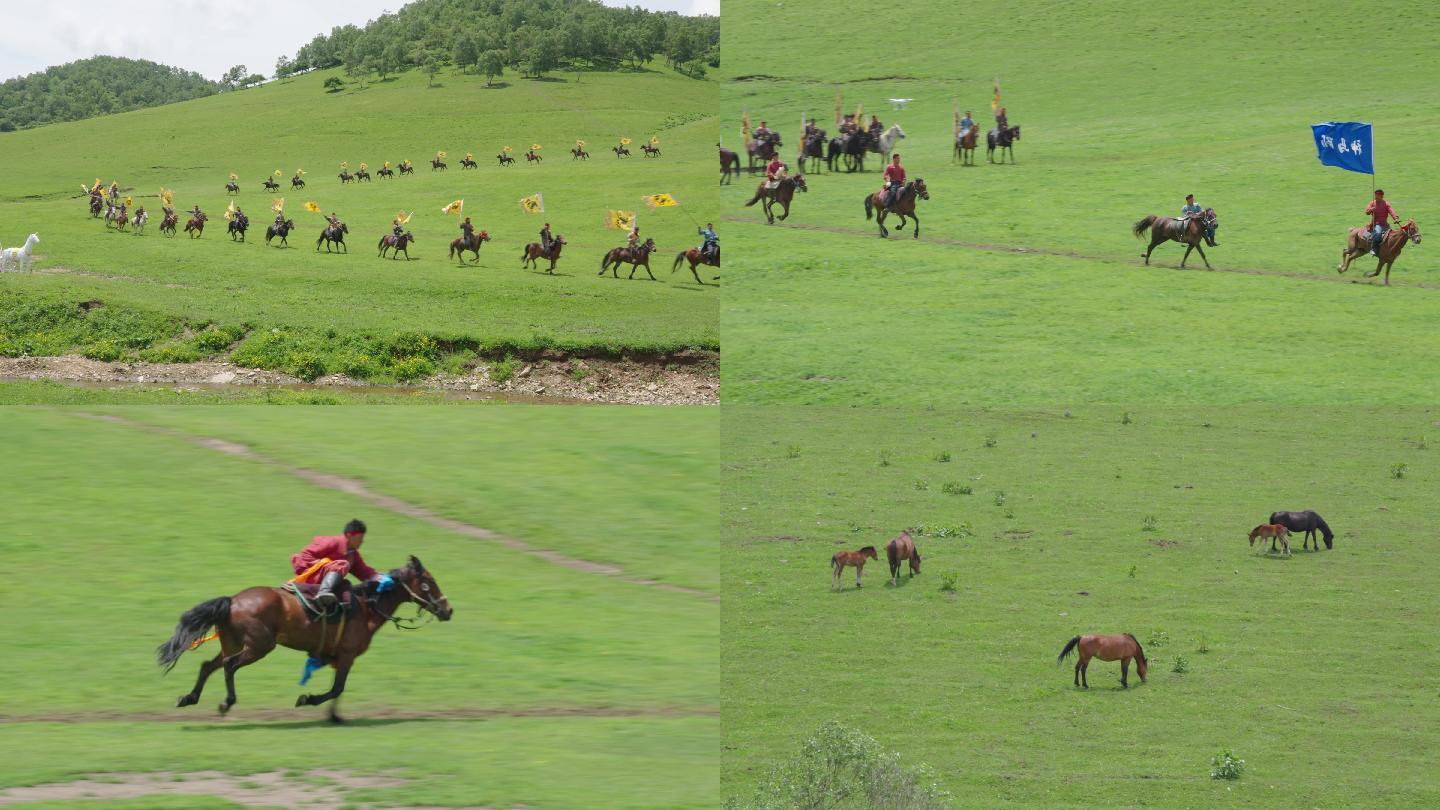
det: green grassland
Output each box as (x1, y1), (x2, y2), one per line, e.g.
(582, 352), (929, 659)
(722, 404), (1440, 806)
(0, 64), (717, 383)
(0, 406), (716, 807)
(721, 0), (1440, 406)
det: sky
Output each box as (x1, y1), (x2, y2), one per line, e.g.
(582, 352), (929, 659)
(0, 0), (718, 84)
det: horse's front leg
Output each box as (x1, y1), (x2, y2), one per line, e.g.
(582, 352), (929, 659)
(1193, 242), (1211, 270)
(297, 655), (355, 714)
(177, 652), (224, 707)
(912, 213), (920, 239)
(1180, 243), (1194, 268)
(1121, 658), (1130, 688)
(779, 200), (791, 221)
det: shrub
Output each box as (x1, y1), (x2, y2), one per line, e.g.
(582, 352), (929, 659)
(934, 450), (951, 463)
(285, 352), (326, 382)
(487, 354), (520, 383)
(192, 325), (245, 353)
(942, 481), (971, 495)
(1171, 655), (1189, 673)
(81, 339), (124, 362)
(785, 444), (802, 459)
(1142, 515), (1158, 532)
(1210, 750), (1244, 780)
(1121, 411), (1134, 425)
(1390, 462), (1408, 479)
(913, 523), (972, 539)
(983, 436), (997, 448)
(323, 77), (344, 92)
(913, 479), (929, 491)
(388, 356), (435, 382)
(878, 450), (892, 467)
(939, 572), (960, 593)
(993, 491), (1007, 507)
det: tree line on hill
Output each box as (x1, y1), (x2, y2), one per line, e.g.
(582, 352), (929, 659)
(0, 56), (218, 131)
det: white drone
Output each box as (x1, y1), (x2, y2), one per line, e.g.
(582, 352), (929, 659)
(888, 98), (913, 110)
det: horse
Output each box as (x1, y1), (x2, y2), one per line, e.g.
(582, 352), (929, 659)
(831, 546), (878, 591)
(0, 233), (39, 273)
(1337, 220), (1420, 286)
(156, 555), (451, 720)
(265, 218), (296, 248)
(377, 166), (395, 179)
(89, 194), (104, 217)
(291, 175), (307, 189)
(720, 147), (741, 184)
(600, 238), (659, 280)
(338, 170), (354, 184)
(521, 236), (566, 273)
(449, 230), (492, 264)
(159, 210), (179, 237)
(103, 202), (123, 229)
(460, 156), (478, 169)
(430, 157), (447, 171)
(747, 135), (782, 173)
(953, 126), (978, 165)
(225, 181), (240, 195)
(571, 147), (590, 160)
(1134, 210), (1216, 269)
(524, 150), (542, 164)
(378, 231), (416, 260)
(1269, 510), (1334, 550)
(828, 130), (874, 173)
(612, 145), (631, 158)
(1057, 633), (1148, 689)
(317, 223), (349, 253)
(227, 216), (249, 242)
(262, 177), (280, 192)
(130, 209), (148, 235)
(798, 132), (827, 175)
(986, 124), (1021, 163)
(876, 123), (906, 164)
(355, 168), (371, 182)
(744, 174), (808, 225)
(111, 206), (129, 232)
(673, 247), (719, 285)
(885, 531), (921, 585)
(1249, 524), (1291, 556)
(864, 178), (930, 239)
(641, 143), (661, 158)
(185, 213), (207, 238)
(398, 161), (415, 175)
(497, 153), (516, 166)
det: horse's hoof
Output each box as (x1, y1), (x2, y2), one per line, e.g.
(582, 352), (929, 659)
(177, 694), (196, 708)
(295, 694), (310, 707)
(217, 702), (231, 715)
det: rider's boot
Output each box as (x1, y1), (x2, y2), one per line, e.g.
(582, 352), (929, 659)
(315, 571), (342, 610)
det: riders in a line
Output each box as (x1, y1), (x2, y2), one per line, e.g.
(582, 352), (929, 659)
(882, 153), (906, 211)
(959, 110), (975, 138)
(699, 223), (718, 260)
(868, 115), (884, 139)
(1180, 194), (1217, 246)
(540, 222), (553, 252)
(765, 155), (788, 189)
(1366, 188), (1400, 255)
(291, 518), (393, 610)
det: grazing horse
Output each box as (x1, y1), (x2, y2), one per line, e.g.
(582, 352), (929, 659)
(720, 147), (741, 184)
(316, 222), (349, 253)
(641, 143), (662, 157)
(954, 126), (978, 165)
(263, 177), (280, 191)
(612, 145), (631, 158)
(600, 238), (659, 280)
(571, 147), (590, 160)
(398, 161), (415, 175)
(378, 231), (416, 260)
(876, 123), (906, 164)
(430, 157), (447, 171)
(338, 170), (354, 184)
(159, 210), (179, 237)
(449, 230), (492, 264)
(747, 135), (782, 174)
(460, 156), (478, 169)
(377, 166), (395, 179)
(185, 213), (207, 238)
(1249, 524), (1291, 556)
(157, 555), (451, 719)
(744, 174), (808, 224)
(1337, 219), (1420, 286)
(864, 178), (930, 239)
(1269, 510), (1334, 550)
(265, 218), (296, 248)
(521, 236), (566, 273)
(986, 124), (1021, 163)
(130, 208), (149, 235)
(225, 181), (240, 195)
(355, 168), (371, 182)
(1134, 210), (1216, 269)
(227, 215), (248, 242)
(497, 153), (516, 166)
(1057, 633), (1148, 689)
(886, 531), (922, 585)
(831, 546), (878, 591)
(0, 233), (39, 273)
(291, 175), (307, 189)
(673, 247), (719, 285)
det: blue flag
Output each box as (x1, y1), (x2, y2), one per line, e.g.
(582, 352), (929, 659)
(1311, 122), (1373, 175)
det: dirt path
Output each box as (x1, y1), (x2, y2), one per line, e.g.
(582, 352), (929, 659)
(0, 703), (718, 724)
(0, 768), (410, 809)
(73, 412), (718, 603)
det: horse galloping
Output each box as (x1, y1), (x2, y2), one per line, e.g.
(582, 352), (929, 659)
(263, 178), (280, 192)
(184, 214), (207, 238)
(600, 238), (659, 280)
(431, 157), (447, 171)
(130, 209), (148, 235)
(521, 236), (565, 273)
(1133, 210), (1216, 269)
(317, 223), (349, 253)
(497, 153), (516, 166)
(265, 219), (296, 248)
(159, 210), (179, 237)
(673, 247), (719, 285)
(744, 174), (808, 225)
(449, 230), (492, 264)
(720, 147), (741, 184)
(225, 181), (240, 195)
(378, 231), (416, 260)
(641, 143), (661, 158)
(863, 178), (930, 239)
(1337, 220), (1420, 286)
(571, 147), (590, 160)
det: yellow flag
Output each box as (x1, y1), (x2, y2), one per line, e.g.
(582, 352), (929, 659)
(304, 201), (321, 213)
(297, 168), (306, 176)
(93, 177), (102, 191)
(437, 150), (447, 158)
(274, 169), (283, 177)
(605, 209), (636, 230)
(224, 201), (236, 221)
(397, 211), (411, 225)
(620, 137), (632, 146)
(384, 161), (391, 168)
(518, 193), (544, 214)
(643, 193), (678, 208)
(649, 136), (659, 145)
(124, 195), (133, 207)
(359, 162), (368, 170)
(272, 197), (285, 213)
(441, 199), (464, 215)
(531, 143), (542, 151)
(162, 188), (174, 206)
(340, 161), (349, 169)
(229, 172), (238, 180)
(992, 79), (1001, 112)
(503, 145), (513, 153)
(465, 153), (473, 160)
(576, 139), (586, 147)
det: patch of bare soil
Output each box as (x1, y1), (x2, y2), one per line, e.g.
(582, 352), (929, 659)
(0, 704), (718, 724)
(1149, 539), (1181, 548)
(0, 768), (410, 809)
(0, 355), (307, 386)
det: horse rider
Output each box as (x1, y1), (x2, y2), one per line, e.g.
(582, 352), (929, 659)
(108, 181), (120, 201)
(753, 120), (773, 144)
(698, 223), (719, 261)
(839, 114), (858, 137)
(391, 216), (405, 240)
(327, 211), (343, 231)
(275, 209), (288, 231)
(233, 206), (247, 227)
(290, 519), (392, 610)
(803, 118), (821, 141)
(881, 152), (906, 211)
(868, 114), (885, 139)
(1366, 188), (1400, 255)
(765, 154), (788, 189)
(627, 222), (641, 248)
(461, 216), (476, 248)
(959, 110), (975, 139)
(1180, 194), (1217, 246)
(996, 105), (1009, 130)
(190, 204), (205, 221)
(540, 222), (554, 252)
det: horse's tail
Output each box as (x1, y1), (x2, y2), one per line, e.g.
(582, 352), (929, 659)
(157, 596), (231, 674)
(1316, 515), (1334, 548)
(1133, 216), (1157, 238)
(744, 186), (762, 207)
(1057, 635), (1081, 666)
(673, 251), (687, 272)
(865, 194), (875, 221)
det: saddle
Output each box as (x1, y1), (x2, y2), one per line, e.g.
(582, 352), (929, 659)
(287, 580), (358, 621)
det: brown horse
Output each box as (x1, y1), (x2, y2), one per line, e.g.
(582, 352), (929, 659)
(377, 166), (395, 179)
(497, 153), (516, 166)
(225, 181), (239, 195)
(184, 213), (207, 238)
(522, 236), (566, 273)
(600, 238), (659, 280)
(986, 124), (1021, 164)
(111, 205), (129, 232)
(338, 170), (354, 184)
(1057, 633), (1148, 689)
(831, 546), (879, 590)
(1134, 210), (1215, 269)
(263, 177), (280, 191)
(673, 247), (719, 285)
(953, 127), (978, 165)
(398, 161), (415, 175)
(863, 178), (930, 239)
(291, 175), (307, 189)
(886, 531), (922, 585)
(157, 556), (451, 719)
(316, 222), (349, 253)
(719, 147), (740, 184)
(89, 194), (104, 217)
(159, 210), (179, 237)
(571, 147), (590, 160)
(460, 156), (478, 169)
(430, 157), (447, 171)
(355, 168), (371, 182)
(449, 230), (492, 264)
(746, 135), (781, 174)
(612, 145), (631, 158)
(745, 174), (808, 225)
(525, 150), (543, 164)
(641, 143), (661, 158)
(1249, 524), (1291, 556)
(1337, 220), (1420, 286)
(378, 231), (416, 260)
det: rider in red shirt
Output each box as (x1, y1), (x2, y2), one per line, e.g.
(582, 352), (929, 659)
(882, 153), (906, 210)
(1365, 189), (1400, 255)
(766, 156), (787, 187)
(291, 518), (388, 608)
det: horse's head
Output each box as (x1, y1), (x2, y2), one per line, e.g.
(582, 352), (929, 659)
(1127, 634), (1148, 681)
(909, 548), (922, 574)
(1402, 219), (1421, 243)
(888, 124), (906, 140)
(912, 178), (929, 200)
(387, 555), (452, 621)
(793, 174), (808, 192)
(1011, 124), (1021, 140)
(644, 238), (656, 251)
(478, 230), (491, 242)
(861, 546), (878, 560)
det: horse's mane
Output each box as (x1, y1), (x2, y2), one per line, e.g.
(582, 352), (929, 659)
(1123, 632), (1146, 660)
(858, 545), (876, 554)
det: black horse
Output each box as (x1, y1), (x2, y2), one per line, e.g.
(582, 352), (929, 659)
(227, 215), (249, 242)
(265, 218), (295, 248)
(799, 130), (827, 174)
(828, 131), (874, 173)
(987, 125), (1021, 163)
(1269, 511), (1334, 550)
(317, 223), (349, 253)
(291, 175), (307, 189)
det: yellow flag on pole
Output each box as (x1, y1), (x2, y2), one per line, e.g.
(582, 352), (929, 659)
(531, 143), (542, 151)
(304, 201), (321, 213)
(441, 199), (464, 215)
(272, 198), (285, 213)
(518, 193), (544, 214)
(642, 193), (678, 208)
(124, 195), (133, 207)
(229, 172), (238, 180)
(992, 79), (1001, 113)
(396, 210), (411, 225)
(742, 111), (750, 142)
(224, 201), (236, 221)
(605, 210), (636, 230)
(274, 169), (283, 177)
(619, 137), (632, 146)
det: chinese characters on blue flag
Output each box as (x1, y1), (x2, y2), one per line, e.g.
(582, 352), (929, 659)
(1311, 122), (1373, 174)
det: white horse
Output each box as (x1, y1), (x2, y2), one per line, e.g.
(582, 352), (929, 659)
(877, 123), (906, 164)
(131, 209), (148, 235)
(1, 233), (39, 272)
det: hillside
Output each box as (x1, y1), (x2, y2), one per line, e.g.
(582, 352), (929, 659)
(0, 55), (218, 131)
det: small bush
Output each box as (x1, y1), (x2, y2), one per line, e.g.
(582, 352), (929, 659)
(1171, 655), (1189, 673)
(388, 356), (435, 382)
(1142, 515), (1158, 532)
(913, 523), (972, 539)
(1390, 462), (1408, 479)
(878, 449), (892, 467)
(1147, 630), (1169, 648)
(1121, 411), (1133, 425)
(939, 571), (960, 593)
(983, 436), (998, 448)
(285, 352), (326, 382)
(785, 444), (802, 459)
(571, 365), (591, 382)
(487, 354), (520, 383)
(323, 77), (345, 92)
(941, 481), (971, 495)
(993, 491), (1006, 507)
(934, 450), (951, 463)
(913, 479), (929, 491)
(1210, 749), (1244, 780)
(1196, 636), (1210, 654)
(1128, 564), (1137, 578)
(81, 339), (124, 362)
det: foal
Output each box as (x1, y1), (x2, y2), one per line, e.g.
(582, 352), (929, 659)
(831, 546), (878, 590)
(1249, 524), (1290, 556)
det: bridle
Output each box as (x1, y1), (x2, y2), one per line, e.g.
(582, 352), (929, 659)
(370, 576), (449, 631)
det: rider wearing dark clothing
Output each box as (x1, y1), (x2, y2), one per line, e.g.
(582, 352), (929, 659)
(540, 223), (553, 251)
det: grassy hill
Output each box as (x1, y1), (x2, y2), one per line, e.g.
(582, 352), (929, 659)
(1, 405), (717, 807)
(720, 0), (1440, 407)
(0, 63), (716, 382)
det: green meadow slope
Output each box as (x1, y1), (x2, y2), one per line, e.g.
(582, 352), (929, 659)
(0, 64), (716, 382)
(0, 406), (717, 807)
(721, 0), (1440, 406)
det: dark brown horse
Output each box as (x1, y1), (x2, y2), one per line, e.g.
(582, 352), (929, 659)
(954, 127), (978, 165)
(525, 150), (543, 164)
(355, 168), (371, 182)
(184, 213), (207, 238)
(338, 170), (354, 184)
(1057, 633), (1148, 689)
(317, 222), (349, 253)
(746, 135), (781, 174)
(157, 556), (451, 719)
(377, 166), (395, 179)
(798, 131), (828, 175)
(460, 156), (478, 169)
(641, 143), (661, 158)
(378, 231), (416, 259)
(571, 147), (590, 160)
(291, 175), (307, 189)
(986, 124), (1021, 163)
(1337, 219), (1420, 286)
(886, 531), (922, 585)
(159, 210), (179, 237)
(497, 153), (516, 166)
(225, 181), (240, 195)
(398, 161), (415, 175)
(1134, 210), (1216, 269)
(863, 178), (930, 239)
(745, 174), (808, 224)
(522, 236), (566, 273)
(673, 247), (719, 285)
(600, 238), (659, 280)
(431, 157), (447, 171)
(265, 218), (295, 248)
(88, 194), (104, 217)
(449, 230), (492, 264)
(612, 145), (631, 158)
(263, 177), (280, 191)
(1269, 510), (1333, 550)
(831, 546), (878, 590)
(720, 147), (741, 184)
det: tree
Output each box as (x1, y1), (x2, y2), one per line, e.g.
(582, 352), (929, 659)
(479, 50), (505, 87)
(275, 55), (293, 79)
(422, 53), (440, 87)
(527, 31), (563, 77)
(452, 35), (478, 74)
(220, 64), (247, 90)
(323, 76), (345, 93)
(241, 73), (266, 88)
